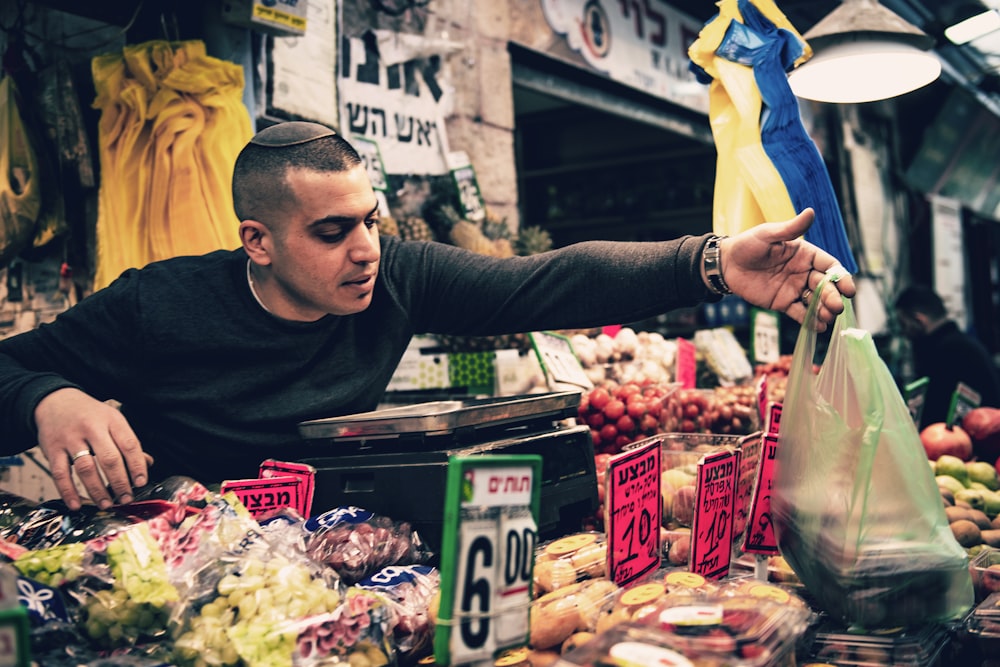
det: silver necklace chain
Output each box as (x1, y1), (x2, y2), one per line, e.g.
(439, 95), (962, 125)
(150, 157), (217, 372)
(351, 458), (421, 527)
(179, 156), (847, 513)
(246, 259), (274, 314)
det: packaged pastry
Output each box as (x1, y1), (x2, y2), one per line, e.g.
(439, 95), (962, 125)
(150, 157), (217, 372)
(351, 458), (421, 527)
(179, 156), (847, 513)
(534, 532), (607, 595)
(529, 578), (619, 650)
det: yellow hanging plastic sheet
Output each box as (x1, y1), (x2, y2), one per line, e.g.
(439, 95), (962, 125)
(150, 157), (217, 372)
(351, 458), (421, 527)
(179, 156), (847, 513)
(688, 0), (809, 238)
(690, 1), (859, 273)
(91, 40), (252, 289)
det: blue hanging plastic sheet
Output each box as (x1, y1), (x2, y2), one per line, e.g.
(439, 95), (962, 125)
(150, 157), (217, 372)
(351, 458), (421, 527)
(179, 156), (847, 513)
(689, 0), (859, 274)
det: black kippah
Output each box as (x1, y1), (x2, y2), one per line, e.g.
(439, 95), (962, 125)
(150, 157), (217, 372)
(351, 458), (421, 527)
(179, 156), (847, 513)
(250, 121), (337, 147)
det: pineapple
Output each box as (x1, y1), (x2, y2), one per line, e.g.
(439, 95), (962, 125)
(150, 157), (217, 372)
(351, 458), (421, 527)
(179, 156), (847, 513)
(378, 216), (400, 236)
(515, 226), (553, 256)
(397, 216), (435, 242)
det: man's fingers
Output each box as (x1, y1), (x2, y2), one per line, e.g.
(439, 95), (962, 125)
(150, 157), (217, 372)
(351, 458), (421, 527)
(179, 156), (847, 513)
(51, 460), (85, 512)
(70, 452), (115, 509)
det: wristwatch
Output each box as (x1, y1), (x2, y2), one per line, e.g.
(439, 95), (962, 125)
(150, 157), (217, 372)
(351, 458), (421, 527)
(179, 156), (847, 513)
(703, 235), (732, 296)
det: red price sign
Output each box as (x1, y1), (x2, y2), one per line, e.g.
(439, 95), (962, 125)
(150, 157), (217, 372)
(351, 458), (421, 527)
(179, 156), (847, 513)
(675, 338), (697, 389)
(734, 433), (763, 539)
(220, 475), (302, 520)
(689, 449), (738, 580)
(755, 374), (767, 426)
(259, 459), (316, 518)
(764, 402), (782, 435)
(607, 438), (661, 587)
(743, 434), (780, 555)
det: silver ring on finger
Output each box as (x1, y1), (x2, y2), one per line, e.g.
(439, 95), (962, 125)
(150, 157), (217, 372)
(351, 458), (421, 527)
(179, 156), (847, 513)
(70, 449), (93, 464)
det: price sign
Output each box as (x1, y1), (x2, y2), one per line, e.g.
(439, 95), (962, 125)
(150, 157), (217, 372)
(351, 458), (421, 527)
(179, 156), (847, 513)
(689, 449), (738, 580)
(435, 456), (541, 666)
(764, 402), (782, 436)
(607, 437), (661, 587)
(905, 377), (929, 426)
(259, 459), (316, 518)
(755, 374), (768, 426)
(451, 163), (487, 222)
(947, 382), (981, 428)
(220, 475), (302, 520)
(743, 434), (780, 555)
(675, 337), (697, 389)
(734, 432), (763, 539)
(750, 308), (780, 364)
(529, 331), (593, 389)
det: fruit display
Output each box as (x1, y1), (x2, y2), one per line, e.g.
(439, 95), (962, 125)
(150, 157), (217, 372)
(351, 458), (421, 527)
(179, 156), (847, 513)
(964, 406), (1000, 462)
(660, 387), (758, 436)
(921, 421), (974, 461)
(577, 381), (678, 455)
(935, 454), (1000, 553)
(569, 328), (677, 387)
(809, 617), (953, 666)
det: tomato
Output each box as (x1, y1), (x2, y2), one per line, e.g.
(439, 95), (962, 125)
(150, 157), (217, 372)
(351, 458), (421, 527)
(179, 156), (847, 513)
(588, 387), (611, 411)
(603, 399), (626, 421)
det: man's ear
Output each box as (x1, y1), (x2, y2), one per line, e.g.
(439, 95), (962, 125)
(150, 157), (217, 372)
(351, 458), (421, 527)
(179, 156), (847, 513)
(240, 220), (271, 265)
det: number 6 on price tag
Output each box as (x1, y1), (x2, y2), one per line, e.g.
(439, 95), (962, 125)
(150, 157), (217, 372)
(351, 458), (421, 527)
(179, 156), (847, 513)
(434, 455), (542, 666)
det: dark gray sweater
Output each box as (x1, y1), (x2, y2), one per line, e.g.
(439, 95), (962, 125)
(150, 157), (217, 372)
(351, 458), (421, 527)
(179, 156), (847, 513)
(0, 234), (712, 482)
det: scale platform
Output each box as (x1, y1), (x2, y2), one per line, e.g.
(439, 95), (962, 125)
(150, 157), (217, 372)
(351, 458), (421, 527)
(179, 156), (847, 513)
(295, 392), (597, 553)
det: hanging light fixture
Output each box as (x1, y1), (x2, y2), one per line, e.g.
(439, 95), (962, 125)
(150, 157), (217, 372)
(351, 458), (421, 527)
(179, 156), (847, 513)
(787, 0), (942, 104)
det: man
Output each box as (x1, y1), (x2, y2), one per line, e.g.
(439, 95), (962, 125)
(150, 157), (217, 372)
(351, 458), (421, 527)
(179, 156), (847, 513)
(0, 121), (855, 512)
(895, 284), (1000, 429)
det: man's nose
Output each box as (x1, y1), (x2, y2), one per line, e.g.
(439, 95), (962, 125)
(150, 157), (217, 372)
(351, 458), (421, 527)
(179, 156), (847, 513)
(349, 223), (380, 262)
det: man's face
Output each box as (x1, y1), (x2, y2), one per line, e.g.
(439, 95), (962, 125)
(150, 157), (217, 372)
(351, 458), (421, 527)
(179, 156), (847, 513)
(896, 309), (926, 339)
(260, 164), (381, 320)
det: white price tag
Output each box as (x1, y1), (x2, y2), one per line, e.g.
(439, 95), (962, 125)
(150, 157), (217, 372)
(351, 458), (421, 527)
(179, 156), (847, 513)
(494, 510), (536, 647)
(451, 515), (498, 664)
(437, 457), (541, 666)
(751, 309), (780, 364)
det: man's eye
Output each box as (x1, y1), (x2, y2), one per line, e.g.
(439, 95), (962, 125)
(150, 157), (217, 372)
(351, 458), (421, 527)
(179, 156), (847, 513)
(366, 218), (379, 229)
(318, 232), (347, 243)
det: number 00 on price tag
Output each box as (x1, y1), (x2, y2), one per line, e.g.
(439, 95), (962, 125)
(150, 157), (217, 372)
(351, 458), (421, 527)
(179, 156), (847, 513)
(435, 455), (542, 666)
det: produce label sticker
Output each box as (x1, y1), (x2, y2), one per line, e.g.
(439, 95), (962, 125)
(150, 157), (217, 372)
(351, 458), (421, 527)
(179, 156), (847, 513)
(750, 308), (780, 364)
(743, 434), (780, 555)
(259, 459), (316, 518)
(220, 475), (301, 520)
(947, 381), (981, 428)
(435, 455), (541, 666)
(689, 449), (738, 580)
(675, 338), (697, 389)
(734, 432), (763, 540)
(607, 437), (662, 587)
(905, 377), (929, 426)
(529, 331), (593, 389)
(765, 402), (782, 435)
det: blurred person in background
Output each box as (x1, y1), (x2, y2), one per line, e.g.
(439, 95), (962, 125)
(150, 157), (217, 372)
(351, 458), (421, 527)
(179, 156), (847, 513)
(895, 284), (1000, 429)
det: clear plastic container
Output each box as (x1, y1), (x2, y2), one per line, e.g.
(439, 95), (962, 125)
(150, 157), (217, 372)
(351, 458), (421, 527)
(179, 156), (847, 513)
(970, 547), (1000, 602)
(556, 592), (809, 667)
(639, 432), (743, 530)
(809, 618), (953, 666)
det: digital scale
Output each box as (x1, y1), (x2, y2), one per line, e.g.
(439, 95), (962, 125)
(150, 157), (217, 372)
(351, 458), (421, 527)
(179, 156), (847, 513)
(296, 391), (598, 553)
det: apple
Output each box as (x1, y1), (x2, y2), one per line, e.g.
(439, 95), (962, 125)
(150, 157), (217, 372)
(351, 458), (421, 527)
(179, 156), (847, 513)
(920, 422), (973, 462)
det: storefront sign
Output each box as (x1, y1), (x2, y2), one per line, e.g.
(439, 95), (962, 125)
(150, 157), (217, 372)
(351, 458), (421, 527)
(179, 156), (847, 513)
(338, 31), (455, 175)
(540, 0), (709, 114)
(435, 456), (541, 666)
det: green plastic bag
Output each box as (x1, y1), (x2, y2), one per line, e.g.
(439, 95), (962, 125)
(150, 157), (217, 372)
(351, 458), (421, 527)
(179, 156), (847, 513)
(772, 274), (973, 628)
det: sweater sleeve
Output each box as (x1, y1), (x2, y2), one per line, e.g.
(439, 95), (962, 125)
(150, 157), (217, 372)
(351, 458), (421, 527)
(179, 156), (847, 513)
(0, 273), (145, 454)
(378, 233), (714, 335)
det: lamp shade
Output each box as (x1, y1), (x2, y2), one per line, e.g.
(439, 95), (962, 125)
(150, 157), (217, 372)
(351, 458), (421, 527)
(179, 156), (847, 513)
(787, 0), (942, 103)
